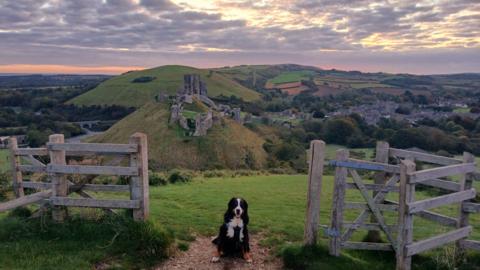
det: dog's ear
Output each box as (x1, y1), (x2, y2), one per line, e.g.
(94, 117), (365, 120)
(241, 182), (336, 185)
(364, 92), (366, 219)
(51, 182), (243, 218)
(224, 198), (236, 222)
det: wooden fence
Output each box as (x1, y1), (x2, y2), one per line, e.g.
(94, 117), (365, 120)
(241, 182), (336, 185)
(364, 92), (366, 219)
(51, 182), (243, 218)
(2, 133), (149, 222)
(303, 141), (480, 269)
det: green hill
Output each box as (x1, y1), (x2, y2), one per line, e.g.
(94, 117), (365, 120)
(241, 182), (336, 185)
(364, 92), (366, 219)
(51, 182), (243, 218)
(69, 65), (261, 107)
(89, 102), (268, 170)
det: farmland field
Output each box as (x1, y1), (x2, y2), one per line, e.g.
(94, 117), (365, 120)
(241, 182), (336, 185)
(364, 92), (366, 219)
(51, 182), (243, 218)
(0, 174), (479, 269)
(268, 70), (316, 84)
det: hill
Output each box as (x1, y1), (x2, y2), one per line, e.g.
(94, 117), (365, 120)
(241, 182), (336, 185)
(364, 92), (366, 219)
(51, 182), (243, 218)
(69, 65), (261, 107)
(89, 102), (268, 170)
(215, 64), (480, 96)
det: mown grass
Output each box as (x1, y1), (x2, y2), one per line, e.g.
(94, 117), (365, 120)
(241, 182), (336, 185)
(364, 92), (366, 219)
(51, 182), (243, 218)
(0, 149), (9, 173)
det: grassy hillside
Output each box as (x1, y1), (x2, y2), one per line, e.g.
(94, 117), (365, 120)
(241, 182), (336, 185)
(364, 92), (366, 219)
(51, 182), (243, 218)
(69, 65), (261, 107)
(90, 102), (268, 170)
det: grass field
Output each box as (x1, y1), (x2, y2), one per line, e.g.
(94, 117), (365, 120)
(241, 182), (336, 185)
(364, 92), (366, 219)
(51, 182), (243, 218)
(268, 70), (316, 84)
(69, 65), (261, 107)
(0, 174), (479, 269)
(0, 149), (9, 173)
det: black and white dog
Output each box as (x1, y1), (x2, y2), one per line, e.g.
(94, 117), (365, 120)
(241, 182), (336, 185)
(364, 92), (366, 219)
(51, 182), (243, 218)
(211, 197), (252, 263)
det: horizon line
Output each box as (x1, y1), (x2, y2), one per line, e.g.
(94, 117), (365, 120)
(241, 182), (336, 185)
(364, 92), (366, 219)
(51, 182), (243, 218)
(0, 64), (479, 76)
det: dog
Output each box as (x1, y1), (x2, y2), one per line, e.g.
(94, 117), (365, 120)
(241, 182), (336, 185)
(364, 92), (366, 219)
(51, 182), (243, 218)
(211, 197), (252, 263)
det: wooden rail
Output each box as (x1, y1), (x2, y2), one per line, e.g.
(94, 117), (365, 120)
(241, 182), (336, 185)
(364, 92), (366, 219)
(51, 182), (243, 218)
(389, 148), (462, 165)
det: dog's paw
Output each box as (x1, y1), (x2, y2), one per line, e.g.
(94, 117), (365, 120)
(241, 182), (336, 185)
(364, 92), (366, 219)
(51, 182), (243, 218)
(211, 256), (220, 263)
(244, 253), (253, 263)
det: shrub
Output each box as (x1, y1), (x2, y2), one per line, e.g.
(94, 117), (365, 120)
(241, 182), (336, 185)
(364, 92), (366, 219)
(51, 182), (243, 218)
(149, 173), (168, 186)
(7, 207), (32, 219)
(168, 170), (193, 184)
(132, 76), (156, 83)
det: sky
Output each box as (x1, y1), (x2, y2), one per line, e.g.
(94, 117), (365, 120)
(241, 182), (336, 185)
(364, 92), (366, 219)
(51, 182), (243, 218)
(0, 0), (479, 75)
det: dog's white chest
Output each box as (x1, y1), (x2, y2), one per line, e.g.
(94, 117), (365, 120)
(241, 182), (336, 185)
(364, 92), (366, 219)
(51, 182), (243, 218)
(226, 218), (244, 240)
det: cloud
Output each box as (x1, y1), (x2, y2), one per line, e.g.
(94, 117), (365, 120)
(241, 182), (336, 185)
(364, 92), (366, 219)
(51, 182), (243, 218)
(0, 0), (478, 73)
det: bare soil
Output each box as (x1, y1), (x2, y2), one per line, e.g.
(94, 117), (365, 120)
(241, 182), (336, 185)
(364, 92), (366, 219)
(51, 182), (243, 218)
(156, 235), (283, 270)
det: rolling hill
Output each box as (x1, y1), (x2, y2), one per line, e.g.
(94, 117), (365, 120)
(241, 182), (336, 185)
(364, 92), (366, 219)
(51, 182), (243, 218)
(69, 65), (261, 107)
(89, 102), (268, 170)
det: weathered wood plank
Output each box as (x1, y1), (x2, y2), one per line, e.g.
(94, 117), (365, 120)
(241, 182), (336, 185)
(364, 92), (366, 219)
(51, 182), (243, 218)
(408, 163), (476, 183)
(23, 182), (130, 192)
(343, 222), (398, 231)
(23, 181), (51, 189)
(50, 197), (140, 209)
(72, 184), (130, 192)
(9, 137), (24, 197)
(462, 202), (480, 213)
(345, 183), (399, 192)
(329, 149), (348, 256)
(329, 159), (400, 173)
(389, 148), (462, 165)
(344, 202), (398, 211)
(0, 190), (52, 212)
(47, 164), (138, 176)
(406, 226), (472, 256)
(341, 242), (393, 251)
(19, 165), (46, 173)
(49, 134), (68, 223)
(304, 140), (326, 245)
(14, 148), (48, 156)
(419, 178), (460, 192)
(368, 141), (390, 242)
(129, 133), (149, 221)
(47, 142), (137, 154)
(350, 169), (397, 251)
(396, 159), (416, 270)
(408, 189), (476, 214)
(456, 152), (476, 257)
(459, 240), (480, 251)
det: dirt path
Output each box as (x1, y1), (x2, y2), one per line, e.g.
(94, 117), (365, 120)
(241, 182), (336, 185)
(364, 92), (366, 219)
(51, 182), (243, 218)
(157, 235), (283, 270)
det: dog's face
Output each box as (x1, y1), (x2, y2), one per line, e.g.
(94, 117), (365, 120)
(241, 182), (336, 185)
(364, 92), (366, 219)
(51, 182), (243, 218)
(227, 197), (248, 218)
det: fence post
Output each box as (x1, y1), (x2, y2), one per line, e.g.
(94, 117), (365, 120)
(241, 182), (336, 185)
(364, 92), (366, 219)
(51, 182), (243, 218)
(329, 149), (349, 256)
(49, 134), (67, 223)
(396, 160), (416, 270)
(8, 137), (24, 198)
(367, 141), (390, 241)
(456, 152), (475, 258)
(304, 140), (326, 245)
(129, 133), (149, 221)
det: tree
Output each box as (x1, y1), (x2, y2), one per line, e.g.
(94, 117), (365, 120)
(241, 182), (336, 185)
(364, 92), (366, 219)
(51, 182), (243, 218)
(324, 118), (356, 145)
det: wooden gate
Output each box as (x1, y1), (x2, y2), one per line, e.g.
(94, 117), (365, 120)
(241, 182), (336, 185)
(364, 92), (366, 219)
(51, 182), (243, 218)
(318, 141), (479, 270)
(328, 148), (401, 255)
(2, 132), (149, 222)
